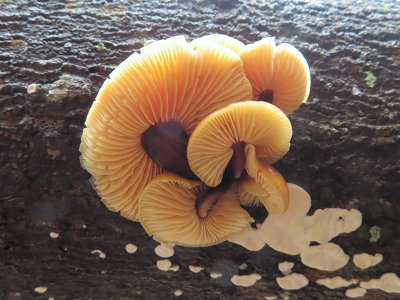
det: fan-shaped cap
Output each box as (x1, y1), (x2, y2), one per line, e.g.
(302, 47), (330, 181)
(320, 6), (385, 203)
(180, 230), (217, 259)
(189, 34), (245, 53)
(80, 35), (252, 221)
(139, 173), (251, 247)
(187, 101), (292, 187)
(238, 37), (311, 114)
(239, 144), (289, 215)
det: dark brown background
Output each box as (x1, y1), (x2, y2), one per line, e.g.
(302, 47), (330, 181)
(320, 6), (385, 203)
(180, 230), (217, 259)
(1, 0), (399, 299)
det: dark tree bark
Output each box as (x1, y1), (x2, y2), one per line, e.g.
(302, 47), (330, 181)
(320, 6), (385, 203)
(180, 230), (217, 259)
(1, 0), (399, 299)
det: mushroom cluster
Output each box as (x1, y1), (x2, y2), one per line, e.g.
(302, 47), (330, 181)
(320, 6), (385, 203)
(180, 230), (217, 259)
(80, 34), (310, 247)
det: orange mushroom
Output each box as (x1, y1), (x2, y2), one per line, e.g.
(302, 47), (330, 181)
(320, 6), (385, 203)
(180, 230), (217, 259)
(139, 173), (251, 246)
(240, 144), (289, 214)
(80, 35), (252, 221)
(189, 34), (245, 53)
(238, 37), (311, 114)
(187, 101), (291, 214)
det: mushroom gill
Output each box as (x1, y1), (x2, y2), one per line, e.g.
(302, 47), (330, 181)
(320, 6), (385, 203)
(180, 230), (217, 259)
(139, 173), (251, 247)
(189, 34), (245, 54)
(187, 101), (292, 188)
(240, 144), (289, 215)
(80, 35), (253, 221)
(238, 37), (311, 114)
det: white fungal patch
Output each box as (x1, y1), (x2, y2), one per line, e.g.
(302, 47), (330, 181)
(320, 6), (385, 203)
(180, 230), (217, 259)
(34, 286), (48, 294)
(353, 253), (383, 269)
(155, 243), (175, 258)
(49, 232), (59, 239)
(27, 83), (38, 94)
(189, 265), (204, 273)
(91, 249), (106, 259)
(169, 265), (179, 272)
(228, 184), (362, 256)
(125, 243), (138, 254)
(316, 276), (358, 289)
(231, 273), (261, 287)
(345, 287), (367, 298)
(360, 272), (400, 293)
(276, 273), (309, 290)
(174, 289), (183, 296)
(157, 259), (179, 272)
(210, 272), (223, 279)
(157, 259), (172, 271)
(278, 261), (294, 275)
(300, 243), (349, 271)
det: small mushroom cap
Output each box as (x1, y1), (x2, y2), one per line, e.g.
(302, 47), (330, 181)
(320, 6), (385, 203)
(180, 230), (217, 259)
(80, 35), (252, 221)
(189, 34), (245, 53)
(187, 101), (292, 187)
(239, 37), (311, 114)
(139, 173), (251, 247)
(240, 144), (289, 215)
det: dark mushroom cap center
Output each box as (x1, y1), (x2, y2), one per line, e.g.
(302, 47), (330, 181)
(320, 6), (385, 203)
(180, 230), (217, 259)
(229, 141), (246, 180)
(258, 89), (274, 103)
(141, 121), (197, 180)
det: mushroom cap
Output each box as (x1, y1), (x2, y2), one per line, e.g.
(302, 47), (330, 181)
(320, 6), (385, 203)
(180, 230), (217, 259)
(80, 35), (252, 221)
(189, 34), (245, 53)
(240, 144), (289, 215)
(187, 101), (292, 187)
(139, 173), (251, 247)
(238, 37), (311, 114)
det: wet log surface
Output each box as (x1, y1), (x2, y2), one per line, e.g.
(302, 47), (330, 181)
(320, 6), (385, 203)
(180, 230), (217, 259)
(1, 0), (400, 299)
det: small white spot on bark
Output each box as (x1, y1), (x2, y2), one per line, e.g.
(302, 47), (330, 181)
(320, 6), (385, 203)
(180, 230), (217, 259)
(49, 232), (59, 239)
(27, 84), (38, 94)
(316, 276), (358, 289)
(276, 273), (309, 290)
(125, 243), (137, 254)
(345, 287), (367, 298)
(353, 253), (383, 269)
(174, 289), (182, 296)
(231, 273), (261, 287)
(34, 286), (48, 294)
(278, 261), (294, 275)
(210, 272), (223, 279)
(157, 259), (172, 271)
(154, 243), (175, 258)
(189, 265), (204, 273)
(91, 249), (106, 259)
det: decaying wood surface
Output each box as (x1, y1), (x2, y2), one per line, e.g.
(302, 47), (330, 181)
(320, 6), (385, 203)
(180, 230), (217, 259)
(1, 0), (399, 299)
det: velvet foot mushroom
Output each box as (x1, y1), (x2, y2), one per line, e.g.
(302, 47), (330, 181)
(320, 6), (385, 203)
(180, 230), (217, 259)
(187, 101), (291, 215)
(139, 173), (251, 247)
(238, 37), (311, 114)
(80, 35), (253, 221)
